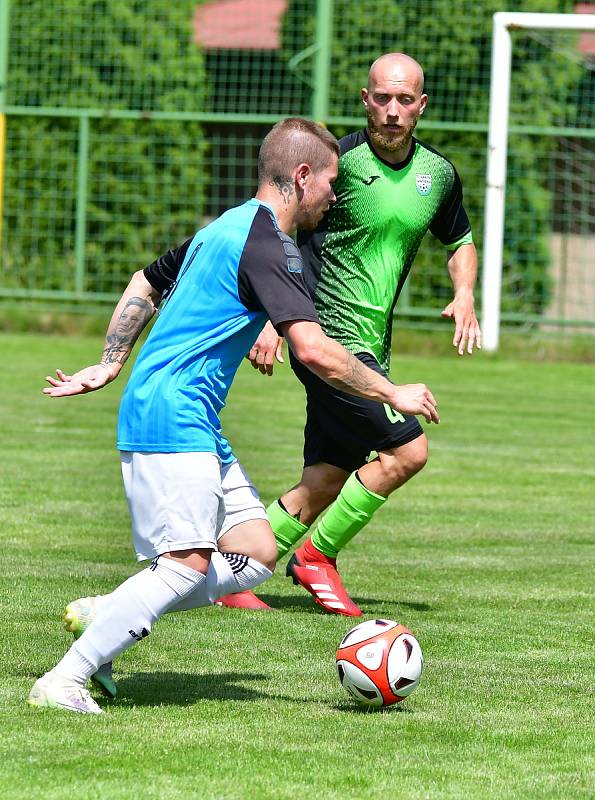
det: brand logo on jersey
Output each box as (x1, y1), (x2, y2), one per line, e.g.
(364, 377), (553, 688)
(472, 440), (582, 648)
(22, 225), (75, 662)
(362, 175), (381, 185)
(416, 174), (432, 195)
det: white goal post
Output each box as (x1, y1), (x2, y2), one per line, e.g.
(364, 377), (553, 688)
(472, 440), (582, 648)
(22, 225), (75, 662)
(482, 11), (595, 351)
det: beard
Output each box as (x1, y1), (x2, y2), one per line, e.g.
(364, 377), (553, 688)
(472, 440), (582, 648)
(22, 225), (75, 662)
(297, 207), (325, 231)
(367, 109), (418, 153)
(295, 198), (329, 231)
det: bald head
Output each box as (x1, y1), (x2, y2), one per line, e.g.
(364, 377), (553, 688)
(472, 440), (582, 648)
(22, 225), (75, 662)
(362, 53), (428, 163)
(367, 53), (424, 95)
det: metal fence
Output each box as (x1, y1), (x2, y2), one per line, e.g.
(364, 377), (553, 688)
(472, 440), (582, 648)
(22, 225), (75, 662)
(0, 0), (593, 333)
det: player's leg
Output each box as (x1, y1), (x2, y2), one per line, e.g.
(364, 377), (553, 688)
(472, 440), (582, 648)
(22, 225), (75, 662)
(305, 434), (428, 560)
(272, 461), (349, 532)
(284, 438), (426, 617)
(29, 452), (220, 713)
(264, 354), (355, 559)
(357, 434), (428, 496)
(216, 394), (349, 611)
(62, 595), (118, 698)
(282, 354), (428, 616)
(285, 433), (427, 616)
(63, 516), (278, 659)
(177, 460), (277, 611)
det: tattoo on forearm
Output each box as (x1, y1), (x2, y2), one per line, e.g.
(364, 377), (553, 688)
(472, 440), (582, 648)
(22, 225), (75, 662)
(269, 176), (294, 205)
(330, 353), (375, 396)
(102, 297), (153, 365)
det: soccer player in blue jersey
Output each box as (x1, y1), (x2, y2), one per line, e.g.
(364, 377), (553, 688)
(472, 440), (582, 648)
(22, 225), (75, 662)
(29, 117), (439, 714)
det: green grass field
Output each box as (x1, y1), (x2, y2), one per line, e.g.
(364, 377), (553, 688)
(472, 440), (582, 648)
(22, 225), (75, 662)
(1, 332), (593, 799)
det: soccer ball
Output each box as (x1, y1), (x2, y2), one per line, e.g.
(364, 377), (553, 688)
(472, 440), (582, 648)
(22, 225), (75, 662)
(336, 618), (423, 708)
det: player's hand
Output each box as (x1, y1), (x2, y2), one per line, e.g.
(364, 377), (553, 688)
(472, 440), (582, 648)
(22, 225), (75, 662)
(246, 320), (285, 376)
(441, 292), (482, 355)
(43, 364), (115, 397)
(392, 383), (439, 424)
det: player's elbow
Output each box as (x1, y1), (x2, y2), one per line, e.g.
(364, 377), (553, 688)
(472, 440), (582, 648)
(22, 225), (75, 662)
(283, 321), (333, 372)
(129, 269), (161, 307)
(291, 336), (326, 370)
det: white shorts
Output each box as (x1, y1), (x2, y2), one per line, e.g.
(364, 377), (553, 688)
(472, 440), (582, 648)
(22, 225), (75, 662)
(120, 452), (268, 561)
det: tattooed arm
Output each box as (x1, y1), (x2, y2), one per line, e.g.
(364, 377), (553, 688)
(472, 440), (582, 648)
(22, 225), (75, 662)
(280, 320), (440, 424)
(43, 271), (161, 397)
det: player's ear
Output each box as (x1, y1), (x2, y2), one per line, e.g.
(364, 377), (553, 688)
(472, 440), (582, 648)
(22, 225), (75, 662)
(361, 87), (369, 107)
(419, 94), (428, 115)
(295, 163), (311, 190)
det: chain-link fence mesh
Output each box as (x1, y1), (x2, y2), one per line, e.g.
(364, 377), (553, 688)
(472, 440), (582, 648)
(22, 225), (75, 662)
(0, 0), (593, 332)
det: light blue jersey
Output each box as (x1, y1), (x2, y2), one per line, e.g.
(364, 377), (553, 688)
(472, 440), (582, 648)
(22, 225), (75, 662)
(117, 200), (318, 462)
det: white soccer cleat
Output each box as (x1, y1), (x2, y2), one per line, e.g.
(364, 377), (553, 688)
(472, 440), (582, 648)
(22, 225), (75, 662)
(63, 596), (117, 698)
(28, 672), (103, 714)
(63, 596), (101, 637)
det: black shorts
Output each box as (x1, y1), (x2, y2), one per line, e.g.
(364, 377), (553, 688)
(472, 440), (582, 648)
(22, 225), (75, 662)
(290, 350), (425, 473)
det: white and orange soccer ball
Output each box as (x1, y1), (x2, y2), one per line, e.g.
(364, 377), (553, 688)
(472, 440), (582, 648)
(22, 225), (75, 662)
(336, 618), (423, 708)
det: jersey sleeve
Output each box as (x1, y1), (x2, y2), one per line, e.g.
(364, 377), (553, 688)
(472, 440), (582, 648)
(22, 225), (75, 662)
(143, 238), (193, 294)
(237, 206), (319, 332)
(429, 167), (473, 248)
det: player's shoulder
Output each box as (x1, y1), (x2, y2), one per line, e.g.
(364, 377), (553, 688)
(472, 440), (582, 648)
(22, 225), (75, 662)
(232, 200), (281, 246)
(245, 202), (302, 264)
(413, 138), (458, 177)
(339, 129), (368, 157)
(205, 199), (264, 238)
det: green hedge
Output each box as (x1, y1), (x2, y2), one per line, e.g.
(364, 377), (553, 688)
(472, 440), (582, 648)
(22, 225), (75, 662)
(282, 0), (582, 318)
(3, 0), (208, 294)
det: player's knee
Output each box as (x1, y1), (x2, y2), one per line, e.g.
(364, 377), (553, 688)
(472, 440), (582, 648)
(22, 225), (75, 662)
(263, 555), (277, 573)
(381, 435), (428, 485)
(251, 537), (277, 572)
(404, 435), (429, 476)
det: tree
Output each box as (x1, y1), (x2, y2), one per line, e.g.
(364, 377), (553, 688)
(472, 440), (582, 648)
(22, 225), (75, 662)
(3, 0), (208, 294)
(281, 0), (583, 319)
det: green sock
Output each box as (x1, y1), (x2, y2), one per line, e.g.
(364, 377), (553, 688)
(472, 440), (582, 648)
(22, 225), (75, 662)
(266, 500), (310, 560)
(311, 472), (386, 559)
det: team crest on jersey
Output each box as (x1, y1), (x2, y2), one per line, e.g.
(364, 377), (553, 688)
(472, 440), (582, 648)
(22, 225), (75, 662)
(415, 173), (432, 195)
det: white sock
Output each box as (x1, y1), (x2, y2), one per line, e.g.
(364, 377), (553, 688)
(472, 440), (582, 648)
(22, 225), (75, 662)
(52, 558), (206, 683)
(172, 552), (272, 611)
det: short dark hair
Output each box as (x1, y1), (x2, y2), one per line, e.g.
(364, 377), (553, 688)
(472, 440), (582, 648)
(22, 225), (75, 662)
(258, 118), (339, 185)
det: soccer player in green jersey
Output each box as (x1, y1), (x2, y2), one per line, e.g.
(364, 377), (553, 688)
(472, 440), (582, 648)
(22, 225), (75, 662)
(219, 53), (481, 615)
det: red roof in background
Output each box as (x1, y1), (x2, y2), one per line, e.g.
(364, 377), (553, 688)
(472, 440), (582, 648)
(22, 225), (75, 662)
(194, 0), (288, 50)
(193, 1), (594, 55)
(575, 3), (595, 55)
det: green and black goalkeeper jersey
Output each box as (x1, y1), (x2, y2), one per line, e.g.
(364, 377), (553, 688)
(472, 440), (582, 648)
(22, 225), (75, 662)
(297, 129), (473, 370)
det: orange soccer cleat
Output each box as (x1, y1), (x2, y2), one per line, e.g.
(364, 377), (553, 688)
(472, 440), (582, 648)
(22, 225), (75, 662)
(285, 540), (362, 617)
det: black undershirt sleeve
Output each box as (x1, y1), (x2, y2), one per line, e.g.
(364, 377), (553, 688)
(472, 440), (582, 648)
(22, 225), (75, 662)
(430, 167), (472, 246)
(237, 206), (319, 333)
(143, 237), (193, 295)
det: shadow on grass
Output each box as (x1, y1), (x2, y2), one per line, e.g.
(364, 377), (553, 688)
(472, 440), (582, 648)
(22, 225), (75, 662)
(332, 700), (411, 715)
(236, 594), (432, 614)
(396, 600), (433, 612)
(116, 670), (301, 706)
(116, 671), (385, 711)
